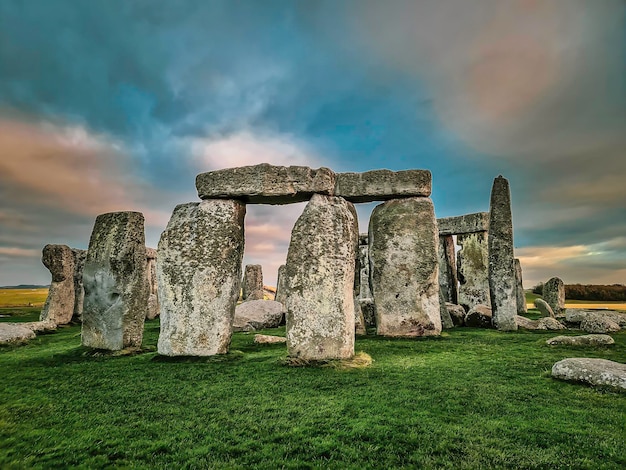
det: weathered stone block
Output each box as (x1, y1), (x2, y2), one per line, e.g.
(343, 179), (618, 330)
(369, 197), (441, 337)
(580, 313), (620, 334)
(465, 304), (493, 328)
(514, 259), (527, 314)
(242, 264), (264, 301)
(488, 176), (517, 330)
(145, 248), (159, 320)
(446, 303), (466, 327)
(457, 232), (490, 312)
(71, 248), (86, 323)
(546, 335), (615, 346)
(40, 244), (75, 325)
(437, 212), (489, 236)
(233, 299), (285, 332)
(81, 212), (149, 350)
(534, 298), (555, 318)
(157, 200), (245, 356)
(274, 264), (288, 306)
(543, 277), (565, 317)
(552, 358), (626, 391)
(334, 169), (431, 202)
(438, 235), (458, 304)
(196, 163), (335, 204)
(285, 194), (358, 360)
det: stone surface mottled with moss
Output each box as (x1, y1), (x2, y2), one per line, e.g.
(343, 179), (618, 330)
(285, 194), (358, 360)
(514, 259), (527, 314)
(334, 169), (431, 202)
(40, 244), (75, 325)
(543, 277), (565, 317)
(233, 300), (285, 332)
(369, 197), (441, 337)
(534, 298), (555, 318)
(546, 335), (615, 346)
(457, 232), (490, 312)
(438, 235), (458, 304)
(157, 200), (245, 356)
(145, 248), (159, 320)
(81, 212), (149, 350)
(552, 358), (626, 391)
(71, 248), (86, 323)
(437, 212), (489, 236)
(242, 264), (264, 301)
(196, 163), (335, 204)
(488, 176), (517, 330)
(465, 304), (493, 328)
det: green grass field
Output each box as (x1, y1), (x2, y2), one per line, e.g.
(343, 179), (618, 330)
(1, 314), (625, 468)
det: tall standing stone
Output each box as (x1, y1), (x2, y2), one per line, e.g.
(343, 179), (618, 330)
(242, 264), (264, 301)
(157, 200), (245, 356)
(369, 197), (442, 337)
(488, 176), (518, 330)
(285, 194), (358, 360)
(71, 248), (86, 323)
(81, 212), (149, 350)
(438, 235), (458, 304)
(543, 277), (565, 317)
(145, 248), (159, 320)
(357, 235), (372, 300)
(457, 232), (490, 312)
(514, 259), (527, 314)
(40, 244), (75, 325)
(274, 264), (287, 305)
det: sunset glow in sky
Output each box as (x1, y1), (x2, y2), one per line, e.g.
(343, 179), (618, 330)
(1, 0), (625, 288)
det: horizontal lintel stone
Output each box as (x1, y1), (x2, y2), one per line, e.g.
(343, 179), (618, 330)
(438, 212), (489, 236)
(196, 163), (335, 204)
(334, 169), (431, 202)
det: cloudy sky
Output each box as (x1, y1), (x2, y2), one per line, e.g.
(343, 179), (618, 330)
(1, 0), (625, 288)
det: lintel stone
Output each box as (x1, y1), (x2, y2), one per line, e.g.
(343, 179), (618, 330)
(334, 169), (431, 202)
(438, 212), (489, 236)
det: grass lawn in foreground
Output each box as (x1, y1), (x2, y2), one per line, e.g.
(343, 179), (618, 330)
(1, 316), (625, 469)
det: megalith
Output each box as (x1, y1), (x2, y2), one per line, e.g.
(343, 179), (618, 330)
(488, 176), (517, 330)
(81, 212), (149, 350)
(274, 264), (287, 305)
(71, 248), (86, 323)
(514, 258), (527, 314)
(40, 244), (75, 325)
(285, 194), (358, 360)
(145, 248), (159, 320)
(357, 234), (372, 301)
(369, 197), (441, 337)
(543, 277), (565, 317)
(242, 264), (264, 301)
(438, 235), (458, 304)
(457, 232), (490, 312)
(157, 200), (245, 356)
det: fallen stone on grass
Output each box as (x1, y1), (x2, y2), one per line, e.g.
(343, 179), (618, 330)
(580, 313), (621, 334)
(22, 320), (57, 333)
(566, 309), (626, 328)
(446, 303), (466, 327)
(233, 300), (285, 332)
(254, 334), (287, 344)
(0, 323), (36, 345)
(516, 316), (565, 330)
(465, 304), (492, 328)
(533, 298), (555, 318)
(546, 335), (615, 346)
(551, 358), (626, 391)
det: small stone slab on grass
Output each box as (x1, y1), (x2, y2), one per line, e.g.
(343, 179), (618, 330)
(254, 334), (287, 345)
(552, 358), (626, 392)
(546, 335), (615, 346)
(0, 323), (36, 345)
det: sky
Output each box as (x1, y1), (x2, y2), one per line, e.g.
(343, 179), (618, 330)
(0, 0), (625, 288)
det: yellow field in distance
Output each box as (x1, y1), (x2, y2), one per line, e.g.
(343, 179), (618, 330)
(0, 288), (49, 308)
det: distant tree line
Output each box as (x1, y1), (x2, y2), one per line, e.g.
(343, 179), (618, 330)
(531, 282), (626, 301)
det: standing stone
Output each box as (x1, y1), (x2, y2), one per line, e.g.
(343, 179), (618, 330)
(357, 235), (372, 300)
(81, 212), (149, 350)
(534, 298), (555, 318)
(438, 235), (458, 304)
(71, 248), (86, 323)
(285, 194), (358, 360)
(457, 232), (490, 312)
(543, 277), (565, 317)
(40, 244), (75, 325)
(514, 259), (527, 314)
(274, 264), (287, 306)
(145, 248), (159, 320)
(242, 264), (264, 301)
(157, 200), (245, 356)
(369, 197), (441, 337)
(439, 291), (454, 329)
(488, 176), (518, 330)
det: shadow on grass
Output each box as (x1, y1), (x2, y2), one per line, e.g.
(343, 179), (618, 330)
(151, 349), (245, 364)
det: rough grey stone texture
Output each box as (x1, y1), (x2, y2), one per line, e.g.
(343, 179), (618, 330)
(369, 197), (441, 337)
(457, 232), (490, 312)
(334, 169), (431, 202)
(446, 303), (466, 327)
(242, 264), (264, 301)
(514, 259), (527, 314)
(233, 300), (285, 332)
(546, 335), (615, 346)
(543, 277), (565, 317)
(274, 265), (287, 306)
(71, 248), (86, 323)
(438, 212), (489, 236)
(438, 235), (458, 304)
(81, 212), (148, 350)
(566, 309), (626, 328)
(254, 334), (287, 344)
(354, 296), (367, 335)
(21, 321), (57, 333)
(488, 176), (518, 330)
(552, 358), (626, 391)
(516, 316), (565, 330)
(439, 291), (454, 329)
(359, 298), (376, 328)
(196, 163), (335, 204)
(580, 313), (621, 334)
(145, 248), (159, 320)
(465, 304), (493, 328)
(39, 244), (75, 325)
(285, 194), (358, 360)
(534, 298), (556, 318)
(0, 323), (36, 345)
(157, 200), (245, 356)
(357, 240), (372, 300)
